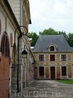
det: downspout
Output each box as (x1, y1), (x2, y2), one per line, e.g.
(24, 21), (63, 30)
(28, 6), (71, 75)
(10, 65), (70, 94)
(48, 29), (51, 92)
(20, 0), (22, 25)
(17, 35), (21, 92)
(17, 0), (22, 92)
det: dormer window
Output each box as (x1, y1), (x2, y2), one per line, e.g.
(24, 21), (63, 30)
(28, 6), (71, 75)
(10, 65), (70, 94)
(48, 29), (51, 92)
(48, 43), (57, 52)
(50, 46), (54, 51)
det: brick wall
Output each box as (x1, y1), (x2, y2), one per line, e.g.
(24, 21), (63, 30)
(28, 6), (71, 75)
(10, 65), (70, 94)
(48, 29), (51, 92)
(34, 53), (73, 79)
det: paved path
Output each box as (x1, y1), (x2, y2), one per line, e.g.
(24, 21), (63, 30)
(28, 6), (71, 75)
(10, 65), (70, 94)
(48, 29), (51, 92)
(25, 80), (73, 98)
(11, 80), (73, 98)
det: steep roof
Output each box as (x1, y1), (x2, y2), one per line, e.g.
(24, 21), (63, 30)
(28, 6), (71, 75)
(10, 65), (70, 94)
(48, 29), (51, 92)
(34, 35), (72, 52)
(71, 47), (73, 51)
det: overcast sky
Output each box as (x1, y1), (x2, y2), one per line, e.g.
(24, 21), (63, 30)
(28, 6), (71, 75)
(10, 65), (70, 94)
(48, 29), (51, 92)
(29, 0), (73, 35)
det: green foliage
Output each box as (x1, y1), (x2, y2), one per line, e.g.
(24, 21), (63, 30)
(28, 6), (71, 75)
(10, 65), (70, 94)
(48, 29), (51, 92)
(28, 32), (39, 46)
(67, 33), (73, 47)
(29, 28), (73, 47)
(57, 80), (73, 84)
(39, 28), (58, 35)
(58, 31), (68, 40)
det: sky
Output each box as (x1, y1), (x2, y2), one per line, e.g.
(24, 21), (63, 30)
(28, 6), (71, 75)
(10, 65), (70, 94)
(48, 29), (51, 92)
(29, 0), (73, 35)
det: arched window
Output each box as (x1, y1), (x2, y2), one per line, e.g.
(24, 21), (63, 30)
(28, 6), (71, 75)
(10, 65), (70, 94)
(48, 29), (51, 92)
(50, 46), (54, 51)
(1, 34), (5, 55)
(1, 32), (10, 57)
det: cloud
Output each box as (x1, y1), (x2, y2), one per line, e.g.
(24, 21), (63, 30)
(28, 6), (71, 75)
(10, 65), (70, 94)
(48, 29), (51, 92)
(29, 0), (73, 34)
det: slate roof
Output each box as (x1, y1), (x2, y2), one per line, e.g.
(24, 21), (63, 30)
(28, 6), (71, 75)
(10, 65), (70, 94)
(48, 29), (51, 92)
(34, 35), (72, 52)
(71, 47), (73, 51)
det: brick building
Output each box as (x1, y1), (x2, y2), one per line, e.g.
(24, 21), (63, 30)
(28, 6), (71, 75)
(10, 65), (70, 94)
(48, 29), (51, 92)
(34, 35), (73, 79)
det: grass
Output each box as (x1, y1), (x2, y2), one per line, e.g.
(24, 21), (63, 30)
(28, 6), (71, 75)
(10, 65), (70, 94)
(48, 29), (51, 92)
(57, 79), (73, 84)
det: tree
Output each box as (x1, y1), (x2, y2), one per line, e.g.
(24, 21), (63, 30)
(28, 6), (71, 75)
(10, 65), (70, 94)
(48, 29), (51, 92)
(28, 32), (39, 46)
(29, 28), (73, 47)
(39, 28), (58, 35)
(58, 31), (68, 41)
(67, 33), (73, 47)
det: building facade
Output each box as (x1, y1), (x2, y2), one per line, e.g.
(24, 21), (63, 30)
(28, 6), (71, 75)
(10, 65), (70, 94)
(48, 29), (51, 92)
(34, 35), (73, 79)
(0, 0), (34, 98)
(8, 0), (34, 89)
(0, 0), (22, 97)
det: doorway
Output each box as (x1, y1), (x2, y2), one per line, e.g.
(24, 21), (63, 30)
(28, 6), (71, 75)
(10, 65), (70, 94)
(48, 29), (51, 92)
(39, 67), (44, 78)
(50, 67), (55, 79)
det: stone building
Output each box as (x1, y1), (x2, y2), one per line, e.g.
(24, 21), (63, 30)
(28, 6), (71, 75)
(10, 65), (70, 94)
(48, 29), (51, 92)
(0, 0), (22, 97)
(8, 0), (33, 92)
(0, 0), (34, 98)
(34, 35), (73, 79)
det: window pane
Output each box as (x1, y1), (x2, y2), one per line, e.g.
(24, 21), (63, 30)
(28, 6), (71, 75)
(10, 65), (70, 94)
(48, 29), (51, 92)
(50, 46), (54, 51)
(39, 55), (44, 61)
(50, 55), (55, 61)
(61, 55), (66, 61)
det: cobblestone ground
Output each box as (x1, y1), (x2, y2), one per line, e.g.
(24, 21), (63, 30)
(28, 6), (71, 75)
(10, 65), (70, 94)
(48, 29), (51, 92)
(10, 80), (73, 98)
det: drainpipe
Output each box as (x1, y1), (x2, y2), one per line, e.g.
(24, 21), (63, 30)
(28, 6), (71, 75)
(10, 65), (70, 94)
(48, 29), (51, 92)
(20, 0), (22, 25)
(17, 0), (22, 92)
(17, 35), (21, 92)
(14, 22), (28, 93)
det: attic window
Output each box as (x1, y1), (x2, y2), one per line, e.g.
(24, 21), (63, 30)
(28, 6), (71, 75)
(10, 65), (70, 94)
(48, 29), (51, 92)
(50, 46), (54, 51)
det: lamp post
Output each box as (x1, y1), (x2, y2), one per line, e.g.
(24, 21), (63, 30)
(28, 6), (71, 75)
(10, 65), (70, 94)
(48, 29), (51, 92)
(13, 25), (28, 92)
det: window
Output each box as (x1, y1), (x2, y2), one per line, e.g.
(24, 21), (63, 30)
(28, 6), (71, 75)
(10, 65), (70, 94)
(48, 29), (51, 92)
(61, 55), (66, 61)
(39, 67), (44, 76)
(39, 55), (44, 61)
(1, 32), (10, 57)
(62, 67), (66, 76)
(1, 34), (5, 55)
(50, 46), (54, 51)
(50, 55), (55, 61)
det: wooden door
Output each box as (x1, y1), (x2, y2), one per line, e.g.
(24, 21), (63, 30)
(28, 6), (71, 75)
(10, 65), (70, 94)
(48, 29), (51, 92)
(50, 67), (55, 79)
